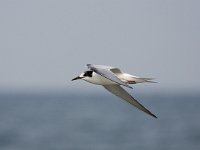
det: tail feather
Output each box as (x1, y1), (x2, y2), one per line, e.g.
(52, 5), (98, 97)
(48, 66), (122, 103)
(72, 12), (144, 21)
(117, 73), (157, 84)
(128, 77), (157, 84)
(138, 78), (157, 83)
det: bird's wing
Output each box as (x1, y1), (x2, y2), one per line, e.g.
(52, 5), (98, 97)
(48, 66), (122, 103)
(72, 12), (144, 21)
(110, 68), (123, 74)
(103, 85), (157, 118)
(87, 64), (132, 89)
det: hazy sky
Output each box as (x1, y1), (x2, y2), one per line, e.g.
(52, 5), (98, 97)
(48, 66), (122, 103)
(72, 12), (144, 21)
(0, 0), (200, 92)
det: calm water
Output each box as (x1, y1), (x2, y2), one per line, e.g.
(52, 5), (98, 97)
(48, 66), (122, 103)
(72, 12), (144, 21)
(0, 91), (200, 150)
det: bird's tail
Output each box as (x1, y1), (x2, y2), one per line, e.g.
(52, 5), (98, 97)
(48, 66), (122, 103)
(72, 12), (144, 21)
(127, 77), (157, 84)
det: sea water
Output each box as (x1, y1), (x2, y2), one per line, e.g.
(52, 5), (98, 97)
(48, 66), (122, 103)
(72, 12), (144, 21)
(0, 91), (199, 150)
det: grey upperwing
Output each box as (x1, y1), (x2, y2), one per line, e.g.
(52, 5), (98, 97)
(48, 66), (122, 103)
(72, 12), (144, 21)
(87, 64), (132, 89)
(103, 85), (157, 118)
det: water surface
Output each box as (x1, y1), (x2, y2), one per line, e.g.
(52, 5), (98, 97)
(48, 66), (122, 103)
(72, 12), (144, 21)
(0, 91), (199, 150)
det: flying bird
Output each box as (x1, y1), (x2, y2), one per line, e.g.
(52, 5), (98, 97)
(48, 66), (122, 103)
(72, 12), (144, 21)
(72, 64), (157, 118)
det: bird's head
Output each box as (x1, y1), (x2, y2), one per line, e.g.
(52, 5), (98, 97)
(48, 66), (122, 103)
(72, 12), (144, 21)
(71, 70), (93, 81)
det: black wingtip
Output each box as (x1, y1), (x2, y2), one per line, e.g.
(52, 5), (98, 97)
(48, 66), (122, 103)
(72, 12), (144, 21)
(86, 64), (91, 67)
(145, 108), (157, 119)
(151, 113), (158, 119)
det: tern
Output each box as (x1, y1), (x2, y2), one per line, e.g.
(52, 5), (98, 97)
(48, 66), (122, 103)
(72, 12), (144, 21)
(72, 64), (157, 118)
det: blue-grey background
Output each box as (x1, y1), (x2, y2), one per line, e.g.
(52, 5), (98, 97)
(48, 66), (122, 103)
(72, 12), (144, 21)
(0, 0), (200, 150)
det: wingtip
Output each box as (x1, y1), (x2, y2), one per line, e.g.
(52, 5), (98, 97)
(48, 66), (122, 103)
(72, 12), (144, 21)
(145, 108), (157, 119)
(86, 64), (91, 67)
(150, 113), (158, 119)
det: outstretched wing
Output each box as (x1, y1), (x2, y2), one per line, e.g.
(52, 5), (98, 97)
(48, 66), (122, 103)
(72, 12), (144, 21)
(87, 64), (132, 89)
(103, 85), (157, 118)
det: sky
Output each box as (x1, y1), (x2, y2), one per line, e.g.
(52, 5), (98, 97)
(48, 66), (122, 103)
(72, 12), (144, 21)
(0, 0), (200, 92)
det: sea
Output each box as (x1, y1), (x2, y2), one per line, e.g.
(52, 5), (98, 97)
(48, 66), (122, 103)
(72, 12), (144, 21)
(0, 89), (200, 150)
